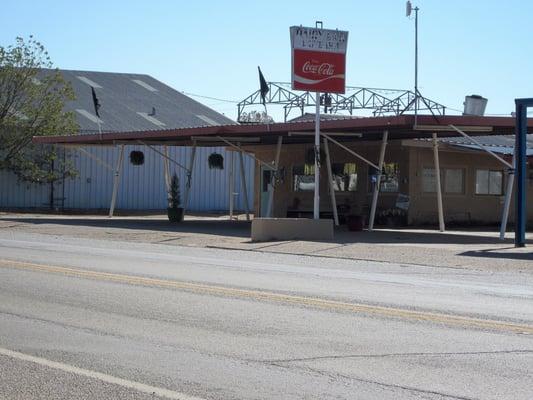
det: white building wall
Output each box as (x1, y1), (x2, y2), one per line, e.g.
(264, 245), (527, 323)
(0, 146), (255, 212)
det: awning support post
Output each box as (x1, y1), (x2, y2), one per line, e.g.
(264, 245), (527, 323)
(323, 137), (339, 226)
(229, 150), (235, 220)
(108, 144), (125, 218)
(238, 143), (251, 221)
(369, 130), (388, 231)
(163, 145), (171, 194)
(448, 125), (512, 169)
(74, 147), (114, 171)
(216, 136), (276, 171)
(432, 133), (445, 232)
(266, 136), (283, 218)
(321, 133), (380, 171)
(139, 141), (189, 172)
(183, 141), (197, 215)
(499, 150), (516, 240)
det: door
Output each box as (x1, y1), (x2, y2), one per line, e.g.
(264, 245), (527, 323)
(260, 167), (272, 217)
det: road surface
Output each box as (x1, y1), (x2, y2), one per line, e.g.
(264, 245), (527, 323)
(0, 230), (532, 399)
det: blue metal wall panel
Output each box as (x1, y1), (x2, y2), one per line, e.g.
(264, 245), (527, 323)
(1, 146), (255, 213)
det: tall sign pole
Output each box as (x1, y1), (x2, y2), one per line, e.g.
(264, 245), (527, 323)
(314, 92), (320, 219)
(290, 23), (348, 220)
(406, 1), (420, 126)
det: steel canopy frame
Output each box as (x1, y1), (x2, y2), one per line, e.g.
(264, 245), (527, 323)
(514, 98), (532, 247)
(237, 83), (447, 122)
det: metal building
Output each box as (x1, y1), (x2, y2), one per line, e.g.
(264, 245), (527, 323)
(0, 70), (254, 212)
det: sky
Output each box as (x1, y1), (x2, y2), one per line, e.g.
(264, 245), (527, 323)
(2, 0), (533, 122)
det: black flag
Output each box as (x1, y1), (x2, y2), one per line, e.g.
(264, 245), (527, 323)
(91, 86), (101, 117)
(258, 66), (269, 105)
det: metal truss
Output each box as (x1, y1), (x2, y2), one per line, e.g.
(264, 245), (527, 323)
(237, 83), (447, 122)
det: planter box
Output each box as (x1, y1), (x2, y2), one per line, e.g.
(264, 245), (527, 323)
(251, 218), (334, 242)
(167, 207), (184, 222)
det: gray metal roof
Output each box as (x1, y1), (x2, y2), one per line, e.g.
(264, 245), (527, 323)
(439, 134), (533, 156)
(39, 69), (235, 134)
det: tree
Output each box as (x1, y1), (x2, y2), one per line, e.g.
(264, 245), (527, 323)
(239, 110), (274, 124)
(0, 36), (78, 183)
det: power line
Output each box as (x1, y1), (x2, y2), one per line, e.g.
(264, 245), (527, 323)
(182, 91), (238, 104)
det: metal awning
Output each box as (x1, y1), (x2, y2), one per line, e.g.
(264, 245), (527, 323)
(32, 115), (532, 147)
(448, 143), (533, 156)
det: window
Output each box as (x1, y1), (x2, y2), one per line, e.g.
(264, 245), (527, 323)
(422, 168), (437, 193)
(445, 169), (464, 194)
(422, 168), (464, 194)
(476, 170), (503, 195)
(331, 163), (357, 192)
(293, 164), (315, 191)
(369, 163), (399, 192)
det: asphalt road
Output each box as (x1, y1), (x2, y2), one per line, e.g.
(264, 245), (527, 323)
(0, 230), (532, 400)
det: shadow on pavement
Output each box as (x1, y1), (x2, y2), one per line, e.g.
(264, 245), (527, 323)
(332, 228), (532, 246)
(458, 249), (533, 261)
(3, 215), (532, 248)
(1, 217), (251, 239)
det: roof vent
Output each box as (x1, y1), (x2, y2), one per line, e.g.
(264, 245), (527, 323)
(463, 95), (487, 116)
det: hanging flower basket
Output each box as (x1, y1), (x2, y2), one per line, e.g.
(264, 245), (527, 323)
(208, 153), (224, 169)
(129, 150), (145, 166)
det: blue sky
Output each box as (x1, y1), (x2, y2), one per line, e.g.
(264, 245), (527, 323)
(2, 0), (532, 121)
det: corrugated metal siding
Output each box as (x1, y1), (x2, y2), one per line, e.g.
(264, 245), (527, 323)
(0, 169), (50, 208)
(1, 146), (255, 212)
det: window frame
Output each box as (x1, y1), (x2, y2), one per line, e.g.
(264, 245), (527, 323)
(421, 167), (465, 195)
(475, 169), (504, 196)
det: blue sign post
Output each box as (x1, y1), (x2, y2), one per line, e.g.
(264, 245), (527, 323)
(514, 98), (533, 247)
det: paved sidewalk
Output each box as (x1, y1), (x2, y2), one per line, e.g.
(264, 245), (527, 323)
(1, 212), (532, 272)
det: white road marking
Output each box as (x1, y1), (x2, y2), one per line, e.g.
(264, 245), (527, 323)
(0, 346), (206, 400)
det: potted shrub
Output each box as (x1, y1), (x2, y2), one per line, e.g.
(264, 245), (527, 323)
(167, 173), (184, 222)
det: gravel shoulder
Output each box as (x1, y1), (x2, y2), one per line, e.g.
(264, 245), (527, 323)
(0, 212), (531, 273)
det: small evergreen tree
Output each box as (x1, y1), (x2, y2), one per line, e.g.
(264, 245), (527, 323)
(168, 173), (181, 209)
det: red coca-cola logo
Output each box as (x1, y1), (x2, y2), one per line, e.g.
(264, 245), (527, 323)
(302, 62), (335, 76)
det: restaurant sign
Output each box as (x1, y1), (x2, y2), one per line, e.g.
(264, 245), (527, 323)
(290, 26), (348, 93)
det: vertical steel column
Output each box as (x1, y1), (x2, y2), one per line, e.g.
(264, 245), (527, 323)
(499, 150), (516, 240)
(163, 146), (170, 193)
(369, 130), (388, 231)
(183, 142), (197, 215)
(515, 99), (530, 247)
(323, 137), (339, 226)
(314, 93), (321, 220)
(238, 144), (250, 221)
(229, 150), (235, 220)
(266, 136), (282, 218)
(432, 133), (445, 232)
(108, 145), (125, 218)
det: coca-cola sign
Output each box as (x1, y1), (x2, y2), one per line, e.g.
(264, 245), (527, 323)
(302, 62), (335, 76)
(290, 26), (348, 93)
